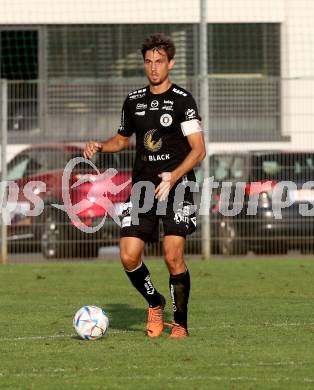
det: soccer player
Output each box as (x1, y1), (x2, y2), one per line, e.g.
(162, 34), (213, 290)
(84, 33), (206, 338)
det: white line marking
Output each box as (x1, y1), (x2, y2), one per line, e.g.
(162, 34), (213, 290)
(0, 329), (137, 342)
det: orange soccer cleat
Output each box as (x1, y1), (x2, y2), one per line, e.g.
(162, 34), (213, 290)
(169, 321), (189, 338)
(146, 295), (166, 338)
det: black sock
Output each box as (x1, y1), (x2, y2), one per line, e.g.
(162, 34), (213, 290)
(169, 269), (190, 329)
(125, 262), (162, 308)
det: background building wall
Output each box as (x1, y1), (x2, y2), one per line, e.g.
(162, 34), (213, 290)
(1, 0), (314, 159)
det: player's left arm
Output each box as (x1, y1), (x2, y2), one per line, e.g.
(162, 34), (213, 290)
(155, 132), (206, 200)
(155, 93), (206, 200)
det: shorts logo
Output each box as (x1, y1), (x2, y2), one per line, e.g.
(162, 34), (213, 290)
(122, 216), (131, 227)
(144, 129), (162, 152)
(182, 175), (188, 186)
(121, 202), (132, 227)
(160, 113), (173, 127)
(174, 201), (195, 228)
(121, 201), (132, 217)
(185, 108), (196, 120)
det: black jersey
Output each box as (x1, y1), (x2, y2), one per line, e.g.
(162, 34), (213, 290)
(117, 84), (202, 185)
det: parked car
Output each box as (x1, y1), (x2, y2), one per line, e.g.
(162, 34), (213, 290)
(3, 144), (133, 258)
(208, 150), (314, 255)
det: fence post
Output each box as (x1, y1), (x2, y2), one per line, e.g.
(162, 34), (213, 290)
(200, 0), (211, 259)
(1, 79), (8, 264)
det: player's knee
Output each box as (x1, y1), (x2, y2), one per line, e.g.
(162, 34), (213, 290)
(120, 250), (141, 271)
(164, 249), (184, 273)
(164, 244), (183, 262)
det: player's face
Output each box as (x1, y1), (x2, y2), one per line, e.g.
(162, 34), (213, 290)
(144, 49), (175, 86)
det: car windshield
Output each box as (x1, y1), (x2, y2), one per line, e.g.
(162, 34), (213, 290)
(252, 153), (314, 181)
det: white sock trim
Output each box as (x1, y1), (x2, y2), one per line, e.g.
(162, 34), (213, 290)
(125, 261), (143, 273)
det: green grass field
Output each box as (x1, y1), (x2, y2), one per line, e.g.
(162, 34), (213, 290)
(1, 258), (314, 389)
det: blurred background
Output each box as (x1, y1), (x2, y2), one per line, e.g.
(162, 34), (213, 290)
(1, 0), (314, 262)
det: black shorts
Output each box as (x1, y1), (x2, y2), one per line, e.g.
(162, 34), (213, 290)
(120, 187), (197, 243)
(120, 181), (196, 242)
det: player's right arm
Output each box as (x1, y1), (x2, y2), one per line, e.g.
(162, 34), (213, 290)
(83, 134), (129, 159)
(84, 96), (134, 159)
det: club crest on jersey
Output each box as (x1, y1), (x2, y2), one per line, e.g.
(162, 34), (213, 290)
(160, 113), (173, 127)
(144, 129), (162, 152)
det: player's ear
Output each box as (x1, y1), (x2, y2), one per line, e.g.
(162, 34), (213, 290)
(168, 59), (175, 70)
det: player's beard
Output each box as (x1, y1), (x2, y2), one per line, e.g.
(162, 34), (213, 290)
(150, 79), (162, 86)
(148, 73), (168, 86)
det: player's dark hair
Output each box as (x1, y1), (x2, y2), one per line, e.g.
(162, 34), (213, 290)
(141, 33), (176, 61)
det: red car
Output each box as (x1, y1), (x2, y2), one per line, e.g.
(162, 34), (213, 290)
(4, 144), (133, 258)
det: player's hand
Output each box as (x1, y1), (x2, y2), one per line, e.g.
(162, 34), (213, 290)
(83, 141), (102, 159)
(155, 172), (173, 201)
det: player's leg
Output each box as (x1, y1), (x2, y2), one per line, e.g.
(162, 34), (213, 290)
(120, 236), (165, 337)
(163, 235), (190, 337)
(120, 236), (163, 307)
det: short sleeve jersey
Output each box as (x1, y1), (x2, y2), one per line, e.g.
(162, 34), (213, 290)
(117, 84), (202, 185)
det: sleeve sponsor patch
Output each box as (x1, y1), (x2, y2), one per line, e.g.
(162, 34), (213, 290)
(181, 119), (203, 136)
(185, 108), (196, 120)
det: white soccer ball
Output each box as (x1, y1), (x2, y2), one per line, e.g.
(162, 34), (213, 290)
(73, 306), (109, 340)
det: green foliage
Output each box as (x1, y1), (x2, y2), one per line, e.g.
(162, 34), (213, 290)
(1, 259), (314, 389)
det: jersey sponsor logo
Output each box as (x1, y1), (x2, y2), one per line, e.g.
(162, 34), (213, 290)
(150, 100), (159, 110)
(136, 103), (147, 110)
(135, 111), (145, 116)
(161, 105), (173, 111)
(185, 108), (196, 120)
(160, 113), (173, 127)
(163, 99), (173, 105)
(144, 129), (162, 152)
(148, 154), (170, 162)
(129, 88), (147, 96)
(173, 87), (187, 97)
(129, 93), (146, 100)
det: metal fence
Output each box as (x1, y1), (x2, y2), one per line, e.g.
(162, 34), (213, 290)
(0, 2), (313, 262)
(2, 74), (313, 261)
(4, 77), (281, 145)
